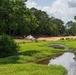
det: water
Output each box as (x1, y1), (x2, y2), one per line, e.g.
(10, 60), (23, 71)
(48, 44), (68, 50)
(48, 52), (76, 75)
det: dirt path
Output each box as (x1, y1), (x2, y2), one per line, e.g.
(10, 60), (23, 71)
(37, 36), (76, 41)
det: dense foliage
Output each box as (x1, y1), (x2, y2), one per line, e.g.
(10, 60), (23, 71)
(0, 0), (76, 36)
(0, 34), (18, 58)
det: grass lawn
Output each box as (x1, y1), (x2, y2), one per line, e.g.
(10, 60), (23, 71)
(0, 40), (69, 75)
(0, 63), (66, 75)
(54, 39), (76, 49)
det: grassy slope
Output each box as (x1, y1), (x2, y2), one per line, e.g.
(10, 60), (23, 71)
(0, 40), (67, 75)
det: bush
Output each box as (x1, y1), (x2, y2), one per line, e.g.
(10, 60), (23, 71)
(35, 39), (38, 42)
(66, 38), (70, 40)
(0, 34), (18, 58)
(60, 38), (65, 40)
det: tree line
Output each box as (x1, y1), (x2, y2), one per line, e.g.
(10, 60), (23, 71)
(0, 0), (76, 37)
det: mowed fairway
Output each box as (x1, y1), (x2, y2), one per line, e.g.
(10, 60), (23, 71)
(0, 40), (69, 75)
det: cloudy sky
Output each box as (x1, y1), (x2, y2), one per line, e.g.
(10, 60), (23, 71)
(26, 0), (76, 23)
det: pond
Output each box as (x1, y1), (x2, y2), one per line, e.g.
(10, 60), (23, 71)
(48, 52), (76, 75)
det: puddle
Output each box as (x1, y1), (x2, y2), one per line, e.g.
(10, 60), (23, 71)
(48, 44), (68, 50)
(48, 52), (76, 75)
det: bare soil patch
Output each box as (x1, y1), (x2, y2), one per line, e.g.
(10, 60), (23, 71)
(37, 36), (76, 41)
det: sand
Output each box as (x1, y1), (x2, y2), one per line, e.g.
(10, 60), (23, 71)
(37, 36), (76, 41)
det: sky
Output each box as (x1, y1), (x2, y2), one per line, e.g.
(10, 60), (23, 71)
(26, 0), (76, 23)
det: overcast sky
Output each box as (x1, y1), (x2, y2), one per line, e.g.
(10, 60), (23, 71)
(26, 0), (76, 23)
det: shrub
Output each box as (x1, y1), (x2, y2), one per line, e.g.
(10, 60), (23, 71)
(66, 38), (70, 40)
(35, 39), (38, 42)
(0, 34), (18, 58)
(60, 38), (65, 40)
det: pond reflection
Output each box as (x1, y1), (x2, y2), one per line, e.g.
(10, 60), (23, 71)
(48, 52), (76, 75)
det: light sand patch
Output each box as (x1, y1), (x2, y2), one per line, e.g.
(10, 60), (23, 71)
(37, 36), (76, 41)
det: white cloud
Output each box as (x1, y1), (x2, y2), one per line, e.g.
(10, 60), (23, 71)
(26, 0), (76, 23)
(26, 0), (42, 9)
(26, 0), (37, 8)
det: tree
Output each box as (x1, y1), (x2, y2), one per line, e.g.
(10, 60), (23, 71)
(71, 22), (76, 35)
(65, 21), (74, 35)
(0, 0), (39, 37)
(44, 18), (57, 36)
(0, 0), (27, 36)
(66, 20), (76, 36)
(31, 8), (66, 36)
(31, 8), (49, 35)
(74, 16), (76, 20)
(51, 18), (65, 36)
(16, 8), (39, 36)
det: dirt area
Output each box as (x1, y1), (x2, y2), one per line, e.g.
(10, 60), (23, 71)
(37, 36), (76, 41)
(15, 36), (76, 42)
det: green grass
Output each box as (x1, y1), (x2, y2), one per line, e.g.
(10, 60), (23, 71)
(0, 63), (66, 75)
(0, 41), (66, 64)
(0, 40), (68, 75)
(55, 39), (76, 49)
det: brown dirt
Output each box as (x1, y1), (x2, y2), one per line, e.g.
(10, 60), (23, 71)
(37, 36), (76, 41)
